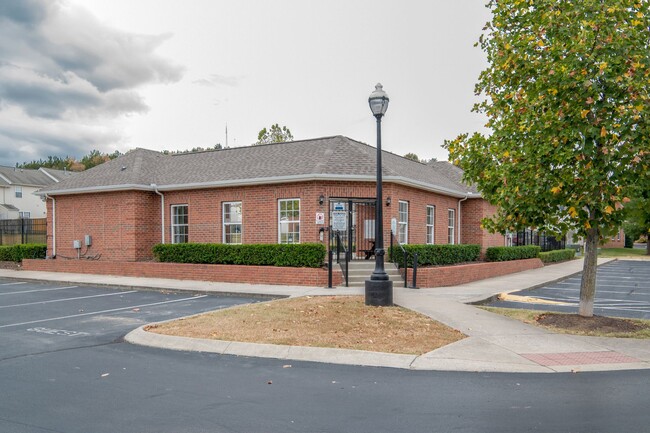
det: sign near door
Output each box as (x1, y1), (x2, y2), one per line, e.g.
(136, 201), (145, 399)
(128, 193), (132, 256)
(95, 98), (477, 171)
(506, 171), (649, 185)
(331, 211), (347, 231)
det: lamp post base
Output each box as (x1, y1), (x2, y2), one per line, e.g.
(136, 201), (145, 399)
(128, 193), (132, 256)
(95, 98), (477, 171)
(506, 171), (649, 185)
(365, 279), (393, 306)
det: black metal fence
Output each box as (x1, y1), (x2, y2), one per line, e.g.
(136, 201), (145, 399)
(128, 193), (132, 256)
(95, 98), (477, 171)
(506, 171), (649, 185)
(511, 229), (565, 252)
(0, 218), (47, 245)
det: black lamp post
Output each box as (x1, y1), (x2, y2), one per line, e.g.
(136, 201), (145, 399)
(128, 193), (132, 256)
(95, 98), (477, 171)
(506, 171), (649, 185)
(365, 83), (393, 306)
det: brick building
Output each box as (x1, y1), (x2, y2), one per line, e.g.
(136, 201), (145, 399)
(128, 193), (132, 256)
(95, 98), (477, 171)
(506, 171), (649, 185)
(36, 136), (505, 262)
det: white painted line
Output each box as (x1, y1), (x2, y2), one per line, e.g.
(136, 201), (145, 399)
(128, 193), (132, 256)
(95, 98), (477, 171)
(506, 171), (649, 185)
(0, 281), (27, 286)
(0, 290), (139, 309)
(0, 286), (79, 296)
(0, 295), (207, 329)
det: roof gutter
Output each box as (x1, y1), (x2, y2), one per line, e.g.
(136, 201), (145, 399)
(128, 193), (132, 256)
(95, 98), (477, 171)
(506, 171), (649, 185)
(45, 194), (56, 258)
(457, 193), (471, 245)
(38, 175), (480, 199)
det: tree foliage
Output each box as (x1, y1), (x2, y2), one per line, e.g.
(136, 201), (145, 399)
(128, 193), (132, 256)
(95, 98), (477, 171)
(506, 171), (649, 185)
(18, 150), (122, 171)
(444, 0), (650, 316)
(255, 124), (294, 145)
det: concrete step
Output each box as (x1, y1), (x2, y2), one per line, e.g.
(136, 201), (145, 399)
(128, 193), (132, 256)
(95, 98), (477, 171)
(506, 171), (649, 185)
(339, 261), (404, 288)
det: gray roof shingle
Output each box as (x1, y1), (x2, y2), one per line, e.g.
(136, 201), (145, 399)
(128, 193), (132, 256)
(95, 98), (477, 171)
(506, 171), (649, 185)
(38, 136), (478, 197)
(0, 166), (59, 187)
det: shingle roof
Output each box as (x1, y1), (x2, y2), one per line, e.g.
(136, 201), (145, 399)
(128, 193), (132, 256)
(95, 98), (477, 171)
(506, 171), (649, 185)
(37, 136), (479, 198)
(0, 166), (60, 187)
(428, 160), (479, 194)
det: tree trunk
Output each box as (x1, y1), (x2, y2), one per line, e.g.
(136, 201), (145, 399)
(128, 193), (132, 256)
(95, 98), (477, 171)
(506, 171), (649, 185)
(646, 237), (649, 256)
(579, 227), (599, 317)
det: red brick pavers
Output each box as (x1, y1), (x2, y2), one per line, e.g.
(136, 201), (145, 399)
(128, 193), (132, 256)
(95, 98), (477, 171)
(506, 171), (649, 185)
(522, 351), (640, 367)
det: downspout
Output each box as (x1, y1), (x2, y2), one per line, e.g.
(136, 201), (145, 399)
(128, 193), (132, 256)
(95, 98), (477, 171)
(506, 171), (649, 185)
(45, 194), (56, 258)
(457, 193), (470, 245)
(151, 184), (165, 244)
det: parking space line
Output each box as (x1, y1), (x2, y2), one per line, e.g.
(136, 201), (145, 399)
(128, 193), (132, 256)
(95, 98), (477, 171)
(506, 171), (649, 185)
(0, 290), (139, 309)
(0, 295), (207, 329)
(0, 285), (79, 296)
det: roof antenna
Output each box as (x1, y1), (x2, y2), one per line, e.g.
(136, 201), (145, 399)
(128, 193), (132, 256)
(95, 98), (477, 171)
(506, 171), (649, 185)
(225, 123), (228, 148)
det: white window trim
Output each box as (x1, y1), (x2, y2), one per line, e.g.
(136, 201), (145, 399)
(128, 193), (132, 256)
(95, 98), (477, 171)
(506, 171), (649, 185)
(426, 205), (435, 244)
(171, 204), (189, 244)
(278, 198), (300, 244)
(448, 208), (456, 245)
(222, 201), (243, 244)
(15, 186), (22, 198)
(398, 200), (409, 244)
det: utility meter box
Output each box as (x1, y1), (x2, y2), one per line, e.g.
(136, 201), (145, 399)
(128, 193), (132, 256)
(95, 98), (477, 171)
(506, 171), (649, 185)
(85, 235), (92, 246)
(73, 240), (81, 249)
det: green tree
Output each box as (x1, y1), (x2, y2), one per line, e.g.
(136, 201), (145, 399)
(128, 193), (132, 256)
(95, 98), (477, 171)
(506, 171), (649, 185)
(255, 124), (293, 145)
(445, 0), (650, 317)
(404, 153), (421, 162)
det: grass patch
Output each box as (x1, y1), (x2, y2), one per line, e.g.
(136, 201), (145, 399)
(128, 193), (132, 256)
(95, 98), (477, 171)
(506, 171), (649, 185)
(481, 306), (650, 338)
(598, 247), (648, 258)
(147, 295), (466, 355)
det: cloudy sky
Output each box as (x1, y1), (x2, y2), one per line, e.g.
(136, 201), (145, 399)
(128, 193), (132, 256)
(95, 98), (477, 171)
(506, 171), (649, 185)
(0, 0), (491, 167)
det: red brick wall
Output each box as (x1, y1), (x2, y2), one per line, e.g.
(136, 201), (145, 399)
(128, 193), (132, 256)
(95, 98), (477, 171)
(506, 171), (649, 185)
(22, 259), (341, 287)
(602, 228), (625, 248)
(47, 181), (504, 263)
(461, 199), (506, 253)
(48, 191), (159, 262)
(403, 258), (543, 288)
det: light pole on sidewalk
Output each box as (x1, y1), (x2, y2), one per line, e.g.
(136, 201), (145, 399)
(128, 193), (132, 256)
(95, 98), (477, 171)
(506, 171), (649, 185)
(365, 83), (393, 307)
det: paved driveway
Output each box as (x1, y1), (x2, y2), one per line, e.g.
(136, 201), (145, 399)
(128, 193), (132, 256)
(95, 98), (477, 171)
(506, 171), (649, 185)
(488, 260), (650, 319)
(0, 278), (264, 360)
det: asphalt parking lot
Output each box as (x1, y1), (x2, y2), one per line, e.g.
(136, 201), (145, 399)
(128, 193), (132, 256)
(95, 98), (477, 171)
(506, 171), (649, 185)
(0, 278), (265, 361)
(489, 260), (650, 319)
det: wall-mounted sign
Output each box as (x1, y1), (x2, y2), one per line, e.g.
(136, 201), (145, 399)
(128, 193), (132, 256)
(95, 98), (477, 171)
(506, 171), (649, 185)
(333, 202), (345, 211)
(315, 212), (325, 225)
(331, 211), (347, 231)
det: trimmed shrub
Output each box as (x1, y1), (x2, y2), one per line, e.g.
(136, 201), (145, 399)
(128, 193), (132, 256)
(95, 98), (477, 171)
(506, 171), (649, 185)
(539, 248), (576, 263)
(485, 245), (541, 262)
(388, 244), (481, 268)
(0, 244), (47, 262)
(152, 243), (326, 268)
(624, 234), (634, 248)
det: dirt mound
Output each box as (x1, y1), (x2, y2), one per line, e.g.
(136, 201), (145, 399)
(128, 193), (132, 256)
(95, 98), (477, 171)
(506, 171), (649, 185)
(536, 313), (647, 334)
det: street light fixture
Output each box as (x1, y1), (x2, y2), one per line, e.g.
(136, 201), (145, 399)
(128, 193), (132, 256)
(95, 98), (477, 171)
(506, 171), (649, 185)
(365, 83), (393, 307)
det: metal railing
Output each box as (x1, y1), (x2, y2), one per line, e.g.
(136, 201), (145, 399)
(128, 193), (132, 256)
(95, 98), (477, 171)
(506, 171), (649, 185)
(389, 231), (418, 289)
(0, 218), (47, 246)
(335, 231), (349, 287)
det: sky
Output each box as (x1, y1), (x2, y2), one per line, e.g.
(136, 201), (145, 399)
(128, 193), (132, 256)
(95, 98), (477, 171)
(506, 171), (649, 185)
(0, 0), (492, 167)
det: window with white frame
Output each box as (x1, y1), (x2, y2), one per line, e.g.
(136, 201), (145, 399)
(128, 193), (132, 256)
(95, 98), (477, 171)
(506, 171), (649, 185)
(15, 186), (22, 198)
(448, 209), (456, 244)
(223, 202), (242, 244)
(398, 200), (409, 244)
(278, 199), (300, 244)
(171, 204), (189, 244)
(19, 211), (30, 219)
(426, 205), (435, 244)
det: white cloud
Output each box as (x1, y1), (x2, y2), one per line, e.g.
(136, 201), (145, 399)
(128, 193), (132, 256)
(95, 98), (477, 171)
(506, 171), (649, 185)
(0, 0), (183, 165)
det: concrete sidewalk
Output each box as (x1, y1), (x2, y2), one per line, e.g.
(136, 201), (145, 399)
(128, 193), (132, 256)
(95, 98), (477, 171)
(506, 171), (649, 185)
(1, 258), (649, 373)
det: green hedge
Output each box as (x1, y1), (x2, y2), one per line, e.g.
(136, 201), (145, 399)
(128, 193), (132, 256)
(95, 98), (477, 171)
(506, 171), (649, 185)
(388, 244), (481, 268)
(539, 248), (576, 263)
(152, 243), (326, 268)
(0, 244), (47, 262)
(485, 245), (541, 262)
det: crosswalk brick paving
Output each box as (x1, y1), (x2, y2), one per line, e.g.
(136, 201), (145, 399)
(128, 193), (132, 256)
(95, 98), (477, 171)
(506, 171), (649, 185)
(521, 351), (640, 366)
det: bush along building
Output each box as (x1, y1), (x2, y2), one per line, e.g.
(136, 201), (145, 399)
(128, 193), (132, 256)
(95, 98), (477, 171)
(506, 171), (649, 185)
(30, 136), (514, 285)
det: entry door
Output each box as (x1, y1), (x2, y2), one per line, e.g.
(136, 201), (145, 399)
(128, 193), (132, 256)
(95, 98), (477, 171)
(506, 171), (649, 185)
(329, 199), (376, 260)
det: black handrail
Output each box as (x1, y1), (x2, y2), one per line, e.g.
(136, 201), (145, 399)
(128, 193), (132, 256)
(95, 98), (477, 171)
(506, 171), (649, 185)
(335, 232), (349, 287)
(389, 231), (418, 289)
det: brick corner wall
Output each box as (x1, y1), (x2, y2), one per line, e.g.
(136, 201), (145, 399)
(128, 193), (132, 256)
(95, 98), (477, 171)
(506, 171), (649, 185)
(404, 258), (543, 288)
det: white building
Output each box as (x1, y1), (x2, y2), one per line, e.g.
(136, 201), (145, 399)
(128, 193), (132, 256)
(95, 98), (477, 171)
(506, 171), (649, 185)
(0, 166), (75, 219)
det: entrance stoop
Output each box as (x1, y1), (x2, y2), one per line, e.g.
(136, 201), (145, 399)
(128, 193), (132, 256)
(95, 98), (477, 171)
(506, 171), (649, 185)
(342, 260), (404, 288)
